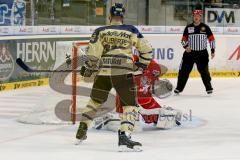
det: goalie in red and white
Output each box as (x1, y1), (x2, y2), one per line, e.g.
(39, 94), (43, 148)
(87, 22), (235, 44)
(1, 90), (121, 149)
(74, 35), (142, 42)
(94, 55), (182, 131)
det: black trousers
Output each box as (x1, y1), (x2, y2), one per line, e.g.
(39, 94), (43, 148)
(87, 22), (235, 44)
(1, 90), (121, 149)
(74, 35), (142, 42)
(176, 49), (213, 92)
(91, 74), (137, 106)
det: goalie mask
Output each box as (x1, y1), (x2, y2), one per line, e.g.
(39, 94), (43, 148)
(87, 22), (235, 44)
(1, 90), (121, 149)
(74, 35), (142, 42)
(143, 60), (161, 82)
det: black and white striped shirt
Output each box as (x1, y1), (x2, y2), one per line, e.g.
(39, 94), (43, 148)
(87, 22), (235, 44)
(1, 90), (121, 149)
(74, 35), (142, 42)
(181, 23), (216, 53)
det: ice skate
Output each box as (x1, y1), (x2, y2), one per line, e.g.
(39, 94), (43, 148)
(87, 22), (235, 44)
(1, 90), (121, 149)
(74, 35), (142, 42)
(174, 89), (180, 96)
(206, 90), (213, 96)
(156, 106), (182, 129)
(75, 122), (88, 145)
(118, 130), (142, 152)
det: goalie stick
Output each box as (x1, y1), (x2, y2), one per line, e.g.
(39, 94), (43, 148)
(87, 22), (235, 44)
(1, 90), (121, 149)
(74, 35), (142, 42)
(16, 58), (98, 73)
(95, 119), (120, 130)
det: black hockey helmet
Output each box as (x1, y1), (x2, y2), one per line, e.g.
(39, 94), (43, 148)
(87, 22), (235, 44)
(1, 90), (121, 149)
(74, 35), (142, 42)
(110, 3), (125, 17)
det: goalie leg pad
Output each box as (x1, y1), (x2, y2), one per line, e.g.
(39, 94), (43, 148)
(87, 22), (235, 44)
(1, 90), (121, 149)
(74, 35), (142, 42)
(156, 107), (182, 129)
(94, 111), (142, 132)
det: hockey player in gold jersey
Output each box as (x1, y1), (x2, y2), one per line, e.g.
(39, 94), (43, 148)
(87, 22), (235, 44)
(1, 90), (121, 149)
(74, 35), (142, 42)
(75, 3), (153, 152)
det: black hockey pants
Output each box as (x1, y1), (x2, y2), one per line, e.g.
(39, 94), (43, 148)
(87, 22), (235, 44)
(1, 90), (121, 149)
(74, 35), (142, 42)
(176, 49), (213, 92)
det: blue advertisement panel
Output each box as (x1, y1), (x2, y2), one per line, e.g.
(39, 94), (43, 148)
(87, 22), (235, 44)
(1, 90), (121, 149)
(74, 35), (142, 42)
(0, 0), (26, 26)
(0, 0), (14, 25)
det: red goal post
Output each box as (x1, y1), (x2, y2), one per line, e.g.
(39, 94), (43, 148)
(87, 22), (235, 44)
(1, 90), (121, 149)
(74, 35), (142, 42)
(72, 41), (89, 124)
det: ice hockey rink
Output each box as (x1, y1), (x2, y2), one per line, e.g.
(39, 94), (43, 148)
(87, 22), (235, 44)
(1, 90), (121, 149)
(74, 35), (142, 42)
(0, 78), (240, 160)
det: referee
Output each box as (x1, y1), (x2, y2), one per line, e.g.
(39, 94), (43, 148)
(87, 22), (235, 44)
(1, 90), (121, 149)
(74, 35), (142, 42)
(174, 6), (216, 95)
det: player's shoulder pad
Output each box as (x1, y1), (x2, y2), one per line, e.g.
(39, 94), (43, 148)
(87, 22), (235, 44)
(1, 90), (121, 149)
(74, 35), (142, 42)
(111, 24), (144, 38)
(89, 26), (106, 43)
(124, 25), (144, 38)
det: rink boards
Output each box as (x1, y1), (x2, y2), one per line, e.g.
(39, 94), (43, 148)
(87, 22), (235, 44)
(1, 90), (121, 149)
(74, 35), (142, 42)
(0, 34), (239, 91)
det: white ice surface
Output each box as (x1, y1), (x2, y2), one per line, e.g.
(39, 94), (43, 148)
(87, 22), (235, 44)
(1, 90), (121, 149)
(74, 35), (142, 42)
(0, 78), (240, 160)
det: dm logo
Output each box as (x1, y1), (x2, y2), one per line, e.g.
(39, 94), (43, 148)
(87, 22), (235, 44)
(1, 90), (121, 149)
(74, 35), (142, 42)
(0, 45), (14, 81)
(207, 10), (236, 24)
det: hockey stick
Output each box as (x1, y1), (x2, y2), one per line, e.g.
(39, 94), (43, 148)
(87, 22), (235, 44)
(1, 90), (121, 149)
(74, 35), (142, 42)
(16, 58), (98, 73)
(16, 58), (79, 72)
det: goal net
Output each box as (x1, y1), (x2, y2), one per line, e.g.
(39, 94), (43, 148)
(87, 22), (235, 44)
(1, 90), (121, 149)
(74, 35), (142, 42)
(17, 41), (93, 125)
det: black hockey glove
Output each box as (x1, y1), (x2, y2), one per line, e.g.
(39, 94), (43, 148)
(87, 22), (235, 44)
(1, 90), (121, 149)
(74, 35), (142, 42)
(66, 54), (71, 65)
(80, 66), (95, 77)
(80, 60), (98, 77)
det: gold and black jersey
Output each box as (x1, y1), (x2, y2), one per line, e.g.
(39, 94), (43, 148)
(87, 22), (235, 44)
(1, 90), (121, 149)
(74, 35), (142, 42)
(86, 23), (153, 76)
